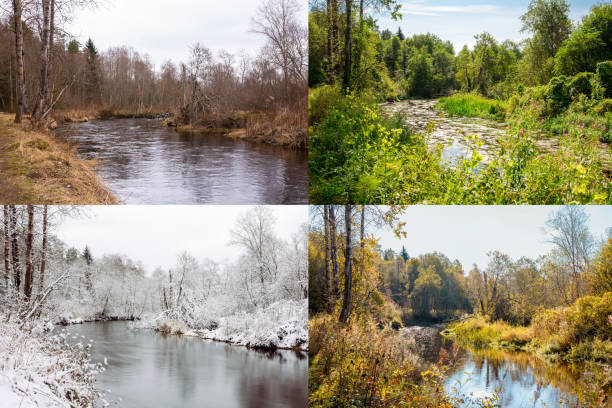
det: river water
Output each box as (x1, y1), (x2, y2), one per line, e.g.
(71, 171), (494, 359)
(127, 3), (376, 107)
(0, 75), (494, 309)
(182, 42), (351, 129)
(63, 322), (308, 408)
(400, 326), (609, 408)
(54, 119), (308, 204)
(380, 99), (559, 165)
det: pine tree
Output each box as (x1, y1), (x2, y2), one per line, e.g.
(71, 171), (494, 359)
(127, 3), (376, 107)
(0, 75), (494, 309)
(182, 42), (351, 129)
(400, 246), (409, 262)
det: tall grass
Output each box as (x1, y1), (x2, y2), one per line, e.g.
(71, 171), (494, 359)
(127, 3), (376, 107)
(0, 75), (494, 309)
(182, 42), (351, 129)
(445, 292), (612, 364)
(436, 93), (509, 121)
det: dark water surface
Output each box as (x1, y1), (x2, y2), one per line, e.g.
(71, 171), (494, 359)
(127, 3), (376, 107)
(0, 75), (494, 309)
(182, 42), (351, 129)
(54, 119), (308, 204)
(65, 322), (308, 408)
(401, 326), (608, 408)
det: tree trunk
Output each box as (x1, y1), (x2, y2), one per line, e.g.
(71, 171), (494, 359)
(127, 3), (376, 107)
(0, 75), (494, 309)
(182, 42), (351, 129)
(9, 206), (20, 291)
(326, 0), (335, 84)
(47, 0), (55, 109)
(342, 0), (353, 90)
(33, 0), (51, 125)
(3, 206), (9, 290)
(339, 204), (353, 323)
(329, 206), (340, 301)
(323, 205), (333, 313)
(38, 205), (48, 296)
(24, 205), (34, 301)
(359, 0), (364, 27)
(12, 0), (26, 123)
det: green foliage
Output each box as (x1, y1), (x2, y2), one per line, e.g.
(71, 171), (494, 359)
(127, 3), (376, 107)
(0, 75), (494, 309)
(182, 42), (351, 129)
(597, 60), (612, 97)
(555, 3), (612, 75)
(437, 93), (508, 121)
(310, 92), (612, 204)
(309, 85), (343, 126)
(546, 75), (570, 113)
(568, 72), (594, 99)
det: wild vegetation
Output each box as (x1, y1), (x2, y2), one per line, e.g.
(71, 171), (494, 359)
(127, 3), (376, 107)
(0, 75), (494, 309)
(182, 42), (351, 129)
(309, 205), (612, 406)
(0, 113), (116, 204)
(308, 205), (499, 407)
(0, 0), (307, 164)
(0, 205), (307, 405)
(309, 0), (612, 204)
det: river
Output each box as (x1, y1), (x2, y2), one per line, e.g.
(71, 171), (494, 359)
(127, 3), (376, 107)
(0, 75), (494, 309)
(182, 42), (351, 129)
(400, 326), (609, 408)
(380, 99), (559, 164)
(63, 322), (308, 408)
(54, 119), (308, 204)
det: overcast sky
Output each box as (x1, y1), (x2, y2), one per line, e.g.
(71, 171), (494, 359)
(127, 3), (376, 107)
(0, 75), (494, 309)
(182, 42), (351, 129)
(373, 206), (612, 270)
(65, 0), (306, 67)
(377, 0), (594, 53)
(55, 205), (307, 273)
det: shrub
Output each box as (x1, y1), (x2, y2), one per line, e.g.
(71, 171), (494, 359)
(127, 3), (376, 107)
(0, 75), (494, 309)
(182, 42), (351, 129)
(597, 61), (612, 97)
(568, 72), (594, 99)
(546, 76), (571, 114)
(308, 85), (342, 126)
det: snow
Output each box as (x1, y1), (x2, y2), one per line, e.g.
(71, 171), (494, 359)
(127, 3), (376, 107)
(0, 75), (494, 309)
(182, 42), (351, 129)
(0, 317), (103, 407)
(137, 299), (308, 351)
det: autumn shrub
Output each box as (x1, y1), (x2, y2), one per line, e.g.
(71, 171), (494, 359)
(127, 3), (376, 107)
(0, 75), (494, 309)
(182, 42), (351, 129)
(309, 314), (496, 408)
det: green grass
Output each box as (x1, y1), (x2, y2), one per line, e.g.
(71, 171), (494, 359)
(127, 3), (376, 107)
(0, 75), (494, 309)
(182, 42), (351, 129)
(437, 93), (509, 121)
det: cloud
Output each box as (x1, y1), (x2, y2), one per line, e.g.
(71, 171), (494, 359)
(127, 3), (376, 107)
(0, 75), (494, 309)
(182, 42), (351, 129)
(400, 1), (499, 17)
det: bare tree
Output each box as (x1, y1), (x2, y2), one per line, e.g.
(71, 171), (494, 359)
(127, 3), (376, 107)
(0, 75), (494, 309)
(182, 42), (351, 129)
(37, 205), (48, 296)
(3, 206), (9, 290)
(545, 206), (595, 300)
(23, 205), (34, 300)
(12, 0), (27, 123)
(251, 0), (306, 103)
(9, 205), (20, 291)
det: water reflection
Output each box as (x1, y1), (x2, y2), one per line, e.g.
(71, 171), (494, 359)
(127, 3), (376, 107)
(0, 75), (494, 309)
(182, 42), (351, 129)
(399, 326), (609, 408)
(54, 119), (308, 204)
(64, 322), (307, 408)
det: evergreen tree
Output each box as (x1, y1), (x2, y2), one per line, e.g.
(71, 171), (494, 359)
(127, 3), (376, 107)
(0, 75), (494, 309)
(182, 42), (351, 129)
(400, 246), (409, 262)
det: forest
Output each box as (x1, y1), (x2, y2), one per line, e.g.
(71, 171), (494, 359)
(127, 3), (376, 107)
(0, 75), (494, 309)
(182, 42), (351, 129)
(0, 0), (307, 143)
(309, 0), (612, 204)
(0, 205), (307, 406)
(308, 205), (612, 407)
(0, 0), (308, 204)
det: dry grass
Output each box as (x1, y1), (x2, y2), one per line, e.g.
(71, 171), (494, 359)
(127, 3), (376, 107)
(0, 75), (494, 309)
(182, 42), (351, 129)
(0, 113), (117, 204)
(245, 102), (307, 149)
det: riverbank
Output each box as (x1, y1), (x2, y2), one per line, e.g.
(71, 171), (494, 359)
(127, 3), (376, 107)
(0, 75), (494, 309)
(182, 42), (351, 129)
(0, 317), (102, 407)
(53, 107), (169, 125)
(0, 113), (117, 204)
(173, 107), (307, 149)
(442, 292), (612, 364)
(139, 299), (308, 352)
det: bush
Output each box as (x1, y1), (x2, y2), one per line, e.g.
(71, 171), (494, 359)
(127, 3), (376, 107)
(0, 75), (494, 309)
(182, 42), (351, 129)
(436, 93), (508, 121)
(309, 85), (342, 126)
(546, 76), (571, 114)
(597, 61), (612, 98)
(568, 72), (594, 99)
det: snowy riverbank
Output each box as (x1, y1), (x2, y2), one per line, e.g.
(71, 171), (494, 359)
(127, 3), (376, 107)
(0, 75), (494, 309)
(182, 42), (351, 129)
(135, 299), (308, 351)
(0, 318), (103, 407)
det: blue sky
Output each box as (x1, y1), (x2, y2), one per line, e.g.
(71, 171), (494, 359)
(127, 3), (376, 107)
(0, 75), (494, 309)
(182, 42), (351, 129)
(375, 206), (612, 271)
(376, 0), (596, 53)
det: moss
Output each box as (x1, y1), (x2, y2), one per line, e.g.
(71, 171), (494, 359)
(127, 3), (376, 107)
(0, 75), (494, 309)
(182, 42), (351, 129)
(26, 138), (51, 151)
